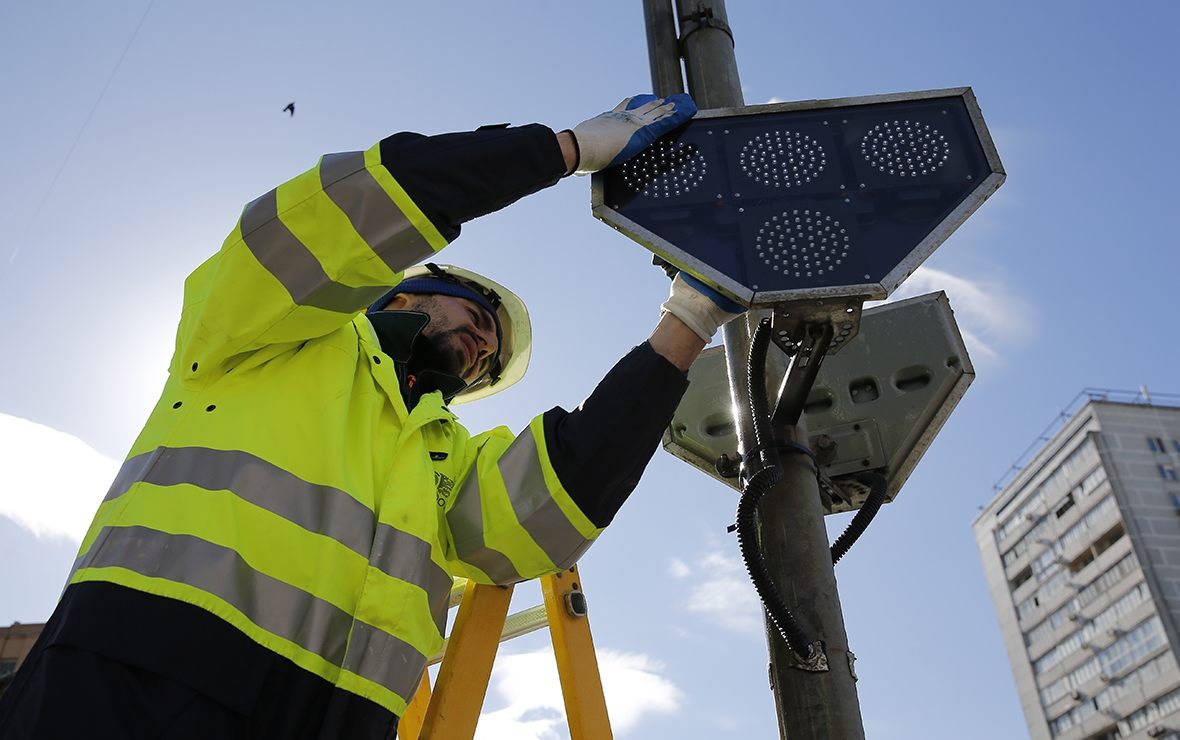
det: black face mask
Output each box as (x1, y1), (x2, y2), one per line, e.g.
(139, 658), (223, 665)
(366, 310), (468, 406)
(405, 331), (467, 388)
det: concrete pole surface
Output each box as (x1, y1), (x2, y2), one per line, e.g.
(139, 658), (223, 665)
(642, 0), (684, 97)
(674, 0), (743, 108)
(761, 425), (865, 740)
(673, 0), (759, 476)
(665, 2), (866, 738)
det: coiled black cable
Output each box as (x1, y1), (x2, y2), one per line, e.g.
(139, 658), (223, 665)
(734, 318), (819, 660)
(746, 319), (777, 470)
(830, 471), (888, 564)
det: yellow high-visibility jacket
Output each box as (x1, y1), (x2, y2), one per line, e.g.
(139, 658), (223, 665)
(67, 143), (603, 717)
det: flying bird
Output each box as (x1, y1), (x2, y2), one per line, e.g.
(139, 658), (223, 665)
(283, 102), (295, 117)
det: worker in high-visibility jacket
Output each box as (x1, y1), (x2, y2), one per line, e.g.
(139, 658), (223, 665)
(0, 94), (746, 739)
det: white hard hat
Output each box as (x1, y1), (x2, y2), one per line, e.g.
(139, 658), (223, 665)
(392, 263), (532, 404)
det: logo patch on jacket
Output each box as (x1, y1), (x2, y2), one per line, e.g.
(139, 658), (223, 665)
(434, 471), (455, 507)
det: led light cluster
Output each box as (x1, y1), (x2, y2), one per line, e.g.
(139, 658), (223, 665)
(622, 141), (707, 198)
(739, 130), (826, 188)
(860, 120), (950, 177)
(755, 209), (851, 279)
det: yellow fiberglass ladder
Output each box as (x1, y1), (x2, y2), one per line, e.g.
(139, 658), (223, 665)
(397, 564), (613, 740)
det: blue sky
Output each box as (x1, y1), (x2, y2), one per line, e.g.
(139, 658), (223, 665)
(2, 1), (1179, 738)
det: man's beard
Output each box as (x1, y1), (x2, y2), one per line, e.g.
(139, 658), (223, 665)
(417, 327), (470, 383)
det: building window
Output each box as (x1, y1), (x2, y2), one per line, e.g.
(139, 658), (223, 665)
(1010, 565), (1033, 591)
(1161, 465), (1178, 482)
(1148, 436), (1165, 452)
(996, 440), (1100, 545)
(1059, 496), (1117, 553)
(1049, 652), (1179, 737)
(1076, 552), (1138, 610)
(1059, 465), (1108, 508)
(1017, 593), (1041, 622)
(1027, 553), (1143, 650)
(1118, 680), (1180, 733)
(1101, 616), (1164, 677)
(1040, 616), (1165, 711)
(1056, 493), (1076, 518)
(1091, 522), (1126, 559)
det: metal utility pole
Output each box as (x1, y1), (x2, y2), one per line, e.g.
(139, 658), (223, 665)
(641, 2), (866, 737)
(642, 0), (684, 97)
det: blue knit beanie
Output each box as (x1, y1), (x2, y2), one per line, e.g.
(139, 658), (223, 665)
(368, 278), (502, 337)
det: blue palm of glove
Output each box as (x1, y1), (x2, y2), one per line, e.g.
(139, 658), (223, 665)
(679, 272), (745, 314)
(607, 93), (698, 168)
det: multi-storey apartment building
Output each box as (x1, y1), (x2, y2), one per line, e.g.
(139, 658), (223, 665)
(975, 391), (1180, 740)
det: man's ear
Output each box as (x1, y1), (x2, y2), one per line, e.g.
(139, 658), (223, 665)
(384, 293), (413, 311)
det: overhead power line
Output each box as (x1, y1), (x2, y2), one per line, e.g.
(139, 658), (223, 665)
(8, 0), (156, 265)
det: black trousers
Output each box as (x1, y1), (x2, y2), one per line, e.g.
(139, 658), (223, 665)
(0, 643), (243, 739)
(0, 584), (399, 740)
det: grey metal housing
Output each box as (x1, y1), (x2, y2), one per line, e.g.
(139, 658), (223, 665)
(663, 291), (975, 512)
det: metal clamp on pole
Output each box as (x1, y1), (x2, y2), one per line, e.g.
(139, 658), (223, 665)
(677, 2), (735, 48)
(788, 640), (830, 673)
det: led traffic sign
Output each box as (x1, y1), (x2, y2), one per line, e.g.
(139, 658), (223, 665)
(593, 88), (1004, 306)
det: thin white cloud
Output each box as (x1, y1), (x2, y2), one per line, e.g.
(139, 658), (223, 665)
(676, 548), (763, 636)
(476, 648), (683, 739)
(668, 557), (691, 579)
(879, 265), (1035, 365)
(713, 714), (744, 733)
(766, 96), (784, 104)
(0, 413), (117, 542)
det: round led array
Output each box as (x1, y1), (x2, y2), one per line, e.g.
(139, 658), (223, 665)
(756, 209), (850, 279)
(622, 141), (706, 198)
(861, 120), (950, 177)
(739, 130), (826, 187)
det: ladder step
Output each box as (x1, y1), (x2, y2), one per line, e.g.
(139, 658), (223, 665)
(428, 603), (549, 666)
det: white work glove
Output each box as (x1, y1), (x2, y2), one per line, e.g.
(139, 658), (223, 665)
(569, 94), (697, 175)
(661, 273), (746, 341)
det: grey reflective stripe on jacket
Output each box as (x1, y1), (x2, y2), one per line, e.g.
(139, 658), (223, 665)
(78, 525), (353, 664)
(497, 432), (595, 569)
(237, 150), (436, 313)
(75, 445), (456, 698)
(239, 188), (388, 313)
(342, 619), (428, 702)
(446, 431), (595, 583)
(94, 446), (453, 607)
(100, 447), (376, 555)
(318, 151), (437, 273)
(76, 525), (429, 701)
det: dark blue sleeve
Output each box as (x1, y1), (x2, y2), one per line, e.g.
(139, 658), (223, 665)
(380, 123), (683, 528)
(542, 342), (691, 527)
(379, 124), (568, 241)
